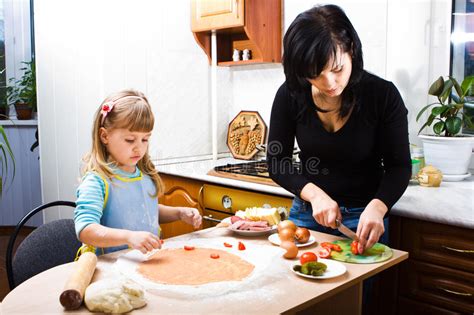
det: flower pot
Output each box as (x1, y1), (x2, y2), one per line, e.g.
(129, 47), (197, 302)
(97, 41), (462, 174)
(14, 103), (33, 120)
(0, 106), (9, 120)
(419, 134), (474, 178)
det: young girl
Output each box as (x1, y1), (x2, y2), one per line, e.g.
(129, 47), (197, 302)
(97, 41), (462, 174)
(74, 89), (202, 254)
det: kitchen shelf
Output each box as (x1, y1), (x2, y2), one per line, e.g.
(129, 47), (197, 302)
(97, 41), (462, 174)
(191, 0), (282, 66)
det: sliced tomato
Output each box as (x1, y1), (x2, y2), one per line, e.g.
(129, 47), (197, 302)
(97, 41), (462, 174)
(300, 252), (318, 265)
(160, 239), (164, 244)
(184, 245), (195, 251)
(210, 253), (220, 259)
(223, 242), (233, 248)
(238, 241), (246, 250)
(317, 247), (332, 259)
(351, 241), (359, 255)
(321, 242), (342, 252)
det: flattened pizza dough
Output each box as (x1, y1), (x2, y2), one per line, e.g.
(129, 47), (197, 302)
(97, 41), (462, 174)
(137, 248), (254, 285)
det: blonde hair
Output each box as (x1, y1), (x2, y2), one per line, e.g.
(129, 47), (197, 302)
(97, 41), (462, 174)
(81, 89), (162, 197)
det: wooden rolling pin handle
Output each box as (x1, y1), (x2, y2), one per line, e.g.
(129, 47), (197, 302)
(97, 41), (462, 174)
(59, 251), (97, 310)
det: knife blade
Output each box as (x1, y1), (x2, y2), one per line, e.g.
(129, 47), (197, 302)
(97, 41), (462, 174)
(335, 219), (359, 241)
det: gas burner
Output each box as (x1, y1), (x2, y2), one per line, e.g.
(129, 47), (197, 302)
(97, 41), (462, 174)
(211, 160), (301, 183)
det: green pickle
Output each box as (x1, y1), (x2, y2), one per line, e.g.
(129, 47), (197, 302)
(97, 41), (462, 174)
(301, 261), (327, 276)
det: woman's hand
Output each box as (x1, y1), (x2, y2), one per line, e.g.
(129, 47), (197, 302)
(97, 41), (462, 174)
(301, 183), (341, 228)
(127, 231), (161, 254)
(356, 199), (388, 254)
(179, 207), (202, 229)
(309, 193), (342, 229)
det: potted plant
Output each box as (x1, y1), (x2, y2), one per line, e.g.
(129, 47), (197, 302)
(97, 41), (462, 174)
(0, 123), (15, 197)
(416, 75), (474, 180)
(12, 60), (36, 120)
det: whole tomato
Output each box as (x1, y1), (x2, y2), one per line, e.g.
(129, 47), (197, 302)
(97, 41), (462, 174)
(300, 252), (318, 265)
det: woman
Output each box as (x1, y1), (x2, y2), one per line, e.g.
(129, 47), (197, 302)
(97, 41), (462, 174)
(267, 4), (411, 254)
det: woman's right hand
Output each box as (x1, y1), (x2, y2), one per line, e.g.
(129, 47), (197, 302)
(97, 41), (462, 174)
(309, 193), (342, 229)
(127, 231), (161, 254)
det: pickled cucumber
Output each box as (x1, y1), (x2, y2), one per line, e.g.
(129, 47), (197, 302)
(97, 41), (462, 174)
(301, 261), (327, 276)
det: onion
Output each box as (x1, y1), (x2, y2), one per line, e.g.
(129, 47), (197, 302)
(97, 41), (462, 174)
(280, 241), (298, 259)
(278, 220), (297, 233)
(278, 228), (296, 242)
(295, 227), (310, 243)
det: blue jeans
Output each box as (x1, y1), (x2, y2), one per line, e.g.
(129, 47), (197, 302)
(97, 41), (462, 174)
(289, 196), (389, 245)
(289, 196), (389, 312)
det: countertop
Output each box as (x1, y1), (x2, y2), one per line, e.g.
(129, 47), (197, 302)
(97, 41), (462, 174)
(156, 156), (474, 229)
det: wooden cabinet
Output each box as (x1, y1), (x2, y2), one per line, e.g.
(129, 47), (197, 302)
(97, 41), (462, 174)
(391, 217), (474, 314)
(159, 174), (204, 239)
(191, 0), (282, 66)
(191, 0), (244, 32)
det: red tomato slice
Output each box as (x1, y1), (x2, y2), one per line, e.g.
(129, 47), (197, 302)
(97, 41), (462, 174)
(300, 252), (318, 265)
(238, 241), (246, 250)
(351, 241), (359, 255)
(184, 245), (195, 251)
(223, 242), (233, 248)
(210, 253), (220, 259)
(160, 239), (164, 244)
(318, 247), (332, 258)
(321, 242), (342, 252)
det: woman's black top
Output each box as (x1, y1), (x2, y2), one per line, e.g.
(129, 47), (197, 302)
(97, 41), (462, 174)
(267, 71), (411, 210)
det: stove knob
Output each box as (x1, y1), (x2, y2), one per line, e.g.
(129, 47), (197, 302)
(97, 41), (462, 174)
(222, 195), (232, 209)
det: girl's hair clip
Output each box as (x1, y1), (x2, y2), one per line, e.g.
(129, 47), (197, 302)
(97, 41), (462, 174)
(100, 101), (115, 125)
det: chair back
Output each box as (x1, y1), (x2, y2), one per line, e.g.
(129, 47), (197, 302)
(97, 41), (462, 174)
(6, 201), (79, 290)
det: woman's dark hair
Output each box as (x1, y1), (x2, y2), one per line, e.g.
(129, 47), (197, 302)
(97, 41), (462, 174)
(283, 4), (364, 117)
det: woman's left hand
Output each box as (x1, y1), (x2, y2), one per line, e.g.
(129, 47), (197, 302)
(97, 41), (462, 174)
(179, 207), (202, 229)
(356, 199), (388, 254)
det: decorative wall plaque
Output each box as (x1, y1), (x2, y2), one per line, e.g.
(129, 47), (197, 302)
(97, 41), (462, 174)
(227, 111), (267, 160)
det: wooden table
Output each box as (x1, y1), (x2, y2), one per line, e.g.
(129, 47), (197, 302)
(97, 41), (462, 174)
(1, 228), (408, 314)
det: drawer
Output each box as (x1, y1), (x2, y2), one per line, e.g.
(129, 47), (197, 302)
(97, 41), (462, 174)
(398, 296), (465, 315)
(400, 218), (474, 273)
(202, 184), (292, 214)
(399, 259), (474, 313)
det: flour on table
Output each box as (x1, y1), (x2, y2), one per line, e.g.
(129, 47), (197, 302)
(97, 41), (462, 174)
(113, 237), (288, 299)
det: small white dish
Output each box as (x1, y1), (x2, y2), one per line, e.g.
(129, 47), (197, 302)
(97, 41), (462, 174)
(268, 233), (316, 247)
(442, 172), (471, 182)
(291, 259), (346, 280)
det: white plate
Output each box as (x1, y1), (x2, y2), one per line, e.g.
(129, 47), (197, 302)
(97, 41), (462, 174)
(442, 172), (471, 182)
(223, 217), (278, 236)
(291, 259), (346, 279)
(268, 233), (316, 247)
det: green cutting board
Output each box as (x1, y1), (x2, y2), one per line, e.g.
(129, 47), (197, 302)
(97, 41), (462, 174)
(330, 239), (393, 264)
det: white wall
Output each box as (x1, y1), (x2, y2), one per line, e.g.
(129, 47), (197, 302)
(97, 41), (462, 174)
(34, 0), (451, 222)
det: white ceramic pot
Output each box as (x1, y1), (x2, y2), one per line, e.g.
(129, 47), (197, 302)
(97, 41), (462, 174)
(419, 134), (474, 176)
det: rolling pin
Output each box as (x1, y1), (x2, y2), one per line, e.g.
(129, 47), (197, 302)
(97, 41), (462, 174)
(59, 252), (97, 310)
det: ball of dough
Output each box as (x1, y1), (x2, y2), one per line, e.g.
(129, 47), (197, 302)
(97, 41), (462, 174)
(84, 278), (146, 314)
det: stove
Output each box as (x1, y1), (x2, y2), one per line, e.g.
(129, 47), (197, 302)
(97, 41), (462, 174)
(208, 160), (300, 186)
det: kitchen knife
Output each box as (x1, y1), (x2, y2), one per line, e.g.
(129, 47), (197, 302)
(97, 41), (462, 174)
(335, 219), (359, 241)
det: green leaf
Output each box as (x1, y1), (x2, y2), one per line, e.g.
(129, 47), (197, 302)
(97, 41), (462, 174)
(449, 76), (463, 99)
(461, 75), (474, 97)
(418, 114), (436, 134)
(462, 112), (474, 128)
(431, 106), (448, 116)
(416, 102), (439, 122)
(440, 80), (454, 104)
(428, 76), (445, 96)
(445, 116), (462, 135)
(433, 121), (445, 135)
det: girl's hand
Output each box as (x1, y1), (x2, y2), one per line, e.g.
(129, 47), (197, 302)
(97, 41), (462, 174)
(356, 199), (387, 254)
(309, 193), (342, 229)
(127, 231), (161, 254)
(179, 207), (202, 229)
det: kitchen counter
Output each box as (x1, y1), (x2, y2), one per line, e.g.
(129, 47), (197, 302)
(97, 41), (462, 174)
(156, 157), (474, 229)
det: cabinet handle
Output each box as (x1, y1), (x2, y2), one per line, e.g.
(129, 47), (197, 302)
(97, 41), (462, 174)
(203, 215), (222, 223)
(235, 0), (239, 19)
(437, 286), (472, 297)
(442, 245), (474, 254)
(197, 186), (204, 210)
